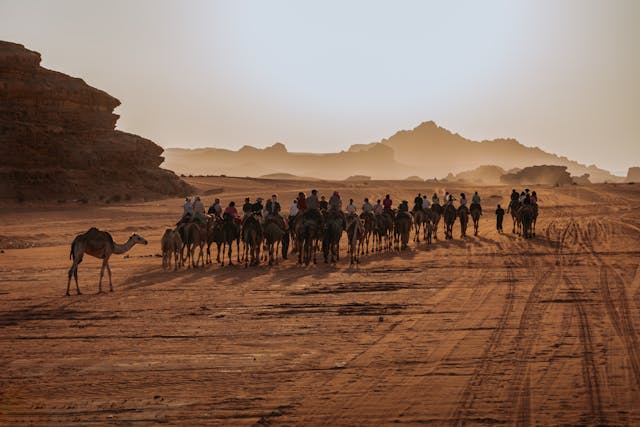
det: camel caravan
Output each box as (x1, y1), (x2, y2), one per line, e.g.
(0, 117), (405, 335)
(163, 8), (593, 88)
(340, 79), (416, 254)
(66, 188), (539, 295)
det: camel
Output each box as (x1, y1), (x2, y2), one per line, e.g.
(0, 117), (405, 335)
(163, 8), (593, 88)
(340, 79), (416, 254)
(443, 204), (457, 239)
(66, 227), (148, 296)
(374, 210), (394, 252)
(179, 222), (205, 268)
(297, 211), (322, 265)
(470, 203), (481, 236)
(394, 211), (412, 250)
(458, 205), (469, 238)
(206, 216), (224, 264)
(264, 220), (288, 266)
(161, 228), (183, 271)
(508, 199), (521, 234)
(359, 211), (376, 255)
(520, 205), (534, 238)
(430, 203), (442, 240)
(242, 214), (263, 267)
(221, 213), (241, 266)
(412, 209), (426, 243)
(322, 214), (343, 264)
(346, 215), (365, 265)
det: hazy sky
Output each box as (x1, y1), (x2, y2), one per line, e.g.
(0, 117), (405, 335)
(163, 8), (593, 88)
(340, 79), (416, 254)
(1, 0), (638, 175)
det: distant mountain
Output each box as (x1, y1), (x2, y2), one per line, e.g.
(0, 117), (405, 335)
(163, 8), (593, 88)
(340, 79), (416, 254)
(163, 121), (621, 182)
(164, 142), (401, 180)
(350, 121), (619, 182)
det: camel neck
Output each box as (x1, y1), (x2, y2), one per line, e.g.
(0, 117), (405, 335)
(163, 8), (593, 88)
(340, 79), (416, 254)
(113, 238), (136, 255)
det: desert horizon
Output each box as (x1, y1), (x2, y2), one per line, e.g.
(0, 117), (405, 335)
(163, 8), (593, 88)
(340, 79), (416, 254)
(2, 1), (640, 425)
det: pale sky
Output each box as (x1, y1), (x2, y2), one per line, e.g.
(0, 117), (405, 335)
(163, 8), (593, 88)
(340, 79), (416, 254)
(1, 0), (638, 175)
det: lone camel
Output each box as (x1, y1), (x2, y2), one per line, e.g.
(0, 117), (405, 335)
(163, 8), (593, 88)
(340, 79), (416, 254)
(66, 227), (148, 296)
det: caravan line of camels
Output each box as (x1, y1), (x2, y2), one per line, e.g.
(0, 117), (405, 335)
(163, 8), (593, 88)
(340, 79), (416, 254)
(66, 194), (538, 296)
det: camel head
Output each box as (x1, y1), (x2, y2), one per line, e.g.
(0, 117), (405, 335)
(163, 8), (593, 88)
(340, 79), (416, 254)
(130, 233), (148, 245)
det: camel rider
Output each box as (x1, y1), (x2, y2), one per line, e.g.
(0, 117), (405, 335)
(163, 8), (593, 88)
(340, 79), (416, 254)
(182, 197), (193, 221)
(266, 194), (281, 215)
(265, 194), (286, 230)
(307, 189), (319, 211)
(523, 192), (531, 205)
(192, 196), (206, 223)
(224, 201), (241, 223)
(251, 197), (264, 216)
(459, 193), (468, 207)
(346, 198), (357, 215)
(328, 191), (346, 230)
(319, 195), (328, 211)
(471, 191), (482, 215)
(398, 200), (411, 218)
(531, 191), (538, 205)
(296, 192), (307, 214)
(242, 197), (252, 213)
(362, 198), (373, 214)
(289, 199), (299, 217)
(208, 198), (222, 218)
(373, 199), (383, 215)
(413, 193), (423, 212)
(422, 195), (431, 210)
(445, 193), (455, 207)
(519, 191), (526, 203)
(242, 197), (253, 221)
(432, 193), (440, 205)
(510, 189), (519, 202)
(383, 194), (393, 211)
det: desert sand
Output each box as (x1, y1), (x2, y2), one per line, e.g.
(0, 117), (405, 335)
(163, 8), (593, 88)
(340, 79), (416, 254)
(1, 178), (640, 425)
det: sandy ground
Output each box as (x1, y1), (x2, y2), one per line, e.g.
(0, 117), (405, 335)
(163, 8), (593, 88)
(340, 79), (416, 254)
(1, 178), (640, 426)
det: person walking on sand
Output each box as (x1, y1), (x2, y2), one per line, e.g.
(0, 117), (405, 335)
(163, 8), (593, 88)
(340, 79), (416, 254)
(495, 204), (505, 233)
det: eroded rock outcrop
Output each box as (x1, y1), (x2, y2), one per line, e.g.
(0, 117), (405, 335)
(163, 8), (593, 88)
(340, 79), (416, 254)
(0, 41), (192, 202)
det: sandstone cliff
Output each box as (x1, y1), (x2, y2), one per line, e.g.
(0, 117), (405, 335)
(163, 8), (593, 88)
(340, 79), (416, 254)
(0, 41), (192, 202)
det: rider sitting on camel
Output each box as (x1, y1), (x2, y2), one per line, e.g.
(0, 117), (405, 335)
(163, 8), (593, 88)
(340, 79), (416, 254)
(328, 191), (346, 229)
(362, 198), (373, 214)
(319, 195), (328, 211)
(423, 195), (431, 210)
(307, 189), (319, 211)
(413, 193), (423, 212)
(192, 196), (207, 223)
(373, 199), (383, 215)
(208, 198), (222, 218)
(459, 193), (468, 207)
(265, 194), (286, 230)
(242, 197), (253, 220)
(383, 194), (393, 211)
(346, 198), (357, 215)
(471, 191), (482, 215)
(398, 200), (411, 217)
(224, 201), (241, 223)
(432, 193), (440, 205)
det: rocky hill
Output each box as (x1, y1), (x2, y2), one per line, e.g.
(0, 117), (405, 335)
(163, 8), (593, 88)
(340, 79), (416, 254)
(0, 41), (191, 202)
(164, 121), (621, 182)
(352, 121), (619, 182)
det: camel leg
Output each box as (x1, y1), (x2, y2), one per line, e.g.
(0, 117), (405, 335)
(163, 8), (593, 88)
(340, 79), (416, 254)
(98, 259), (107, 293)
(106, 261), (113, 292)
(236, 239), (240, 264)
(66, 262), (79, 296)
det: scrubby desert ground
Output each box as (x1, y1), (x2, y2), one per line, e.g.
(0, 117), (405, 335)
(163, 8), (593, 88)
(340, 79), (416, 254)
(1, 178), (640, 426)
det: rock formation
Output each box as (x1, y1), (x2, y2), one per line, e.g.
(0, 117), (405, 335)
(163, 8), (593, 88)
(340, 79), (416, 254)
(0, 41), (192, 202)
(500, 165), (573, 186)
(627, 167), (640, 182)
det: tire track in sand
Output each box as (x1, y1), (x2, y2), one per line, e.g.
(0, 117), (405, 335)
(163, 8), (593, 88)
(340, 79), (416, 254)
(449, 263), (516, 425)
